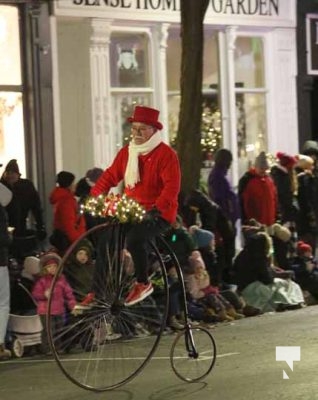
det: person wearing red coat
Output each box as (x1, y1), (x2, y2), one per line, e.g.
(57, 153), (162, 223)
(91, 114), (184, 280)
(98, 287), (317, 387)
(240, 152), (278, 226)
(90, 105), (181, 306)
(49, 171), (86, 253)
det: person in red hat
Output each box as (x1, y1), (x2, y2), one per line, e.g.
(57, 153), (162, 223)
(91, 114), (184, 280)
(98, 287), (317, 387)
(88, 105), (181, 306)
(290, 241), (318, 301)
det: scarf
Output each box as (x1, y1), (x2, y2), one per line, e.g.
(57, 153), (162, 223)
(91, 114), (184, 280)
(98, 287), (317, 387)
(124, 132), (162, 188)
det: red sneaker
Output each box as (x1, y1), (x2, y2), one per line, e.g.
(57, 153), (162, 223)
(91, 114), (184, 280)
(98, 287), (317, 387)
(124, 281), (153, 306)
(80, 292), (95, 306)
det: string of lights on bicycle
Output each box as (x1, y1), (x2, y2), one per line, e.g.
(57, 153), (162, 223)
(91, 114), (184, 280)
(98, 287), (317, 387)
(80, 194), (146, 223)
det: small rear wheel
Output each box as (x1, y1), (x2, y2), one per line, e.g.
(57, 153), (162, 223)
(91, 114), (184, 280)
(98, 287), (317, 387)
(170, 326), (216, 382)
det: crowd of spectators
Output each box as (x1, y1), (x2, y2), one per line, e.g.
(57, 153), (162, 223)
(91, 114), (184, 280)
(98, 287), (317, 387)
(1, 138), (318, 359)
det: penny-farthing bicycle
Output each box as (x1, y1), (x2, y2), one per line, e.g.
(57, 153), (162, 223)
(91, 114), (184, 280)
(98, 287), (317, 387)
(47, 195), (216, 392)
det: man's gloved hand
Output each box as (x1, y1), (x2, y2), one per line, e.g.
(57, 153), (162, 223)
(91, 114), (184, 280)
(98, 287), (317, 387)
(143, 208), (162, 228)
(36, 226), (47, 241)
(144, 208), (161, 223)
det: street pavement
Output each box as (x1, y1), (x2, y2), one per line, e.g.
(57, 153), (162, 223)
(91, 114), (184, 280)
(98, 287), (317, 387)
(1, 306), (318, 400)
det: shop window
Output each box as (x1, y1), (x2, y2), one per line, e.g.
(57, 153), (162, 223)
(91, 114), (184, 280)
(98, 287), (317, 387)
(235, 36), (266, 177)
(0, 5), (21, 85)
(236, 93), (267, 177)
(110, 32), (151, 88)
(110, 31), (153, 147)
(167, 29), (220, 168)
(0, 5), (25, 176)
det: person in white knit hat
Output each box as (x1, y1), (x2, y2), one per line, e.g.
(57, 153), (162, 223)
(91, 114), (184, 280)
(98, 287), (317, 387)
(10, 256), (40, 316)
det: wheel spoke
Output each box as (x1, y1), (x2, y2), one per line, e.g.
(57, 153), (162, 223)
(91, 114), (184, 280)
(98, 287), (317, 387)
(47, 222), (168, 391)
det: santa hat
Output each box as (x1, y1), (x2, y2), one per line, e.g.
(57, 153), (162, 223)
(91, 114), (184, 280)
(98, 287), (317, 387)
(276, 152), (297, 170)
(297, 241), (312, 255)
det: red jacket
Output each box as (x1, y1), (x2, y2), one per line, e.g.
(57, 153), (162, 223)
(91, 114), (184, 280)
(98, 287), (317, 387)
(49, 187), (86, 243)
(91, 142), (181, 224)
(241, 168), (277, 226)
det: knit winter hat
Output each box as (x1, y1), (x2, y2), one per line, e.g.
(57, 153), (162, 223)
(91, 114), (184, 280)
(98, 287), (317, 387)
(74, 239), (93, 259)
(297, 241), (312, 255)
(189, 225), (214, 248)
(57, 171), (75, 188)
(272, 223), (291, 243)
(295, 154), (314, 171)
(302, 140), (318, 157)
(276, 152), (297, 170)
(23, 256), (40, 276)
(254, 151), (269, 170)
(39, 252), (61, 270)
(5, 159), (20, 174)
(85, 167), (103, 187)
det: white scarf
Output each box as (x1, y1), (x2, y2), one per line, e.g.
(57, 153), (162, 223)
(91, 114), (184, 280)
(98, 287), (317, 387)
(124, 132), (162, 188)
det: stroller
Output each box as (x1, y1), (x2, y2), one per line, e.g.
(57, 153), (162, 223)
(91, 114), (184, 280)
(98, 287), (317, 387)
(6, 281), (43, 357)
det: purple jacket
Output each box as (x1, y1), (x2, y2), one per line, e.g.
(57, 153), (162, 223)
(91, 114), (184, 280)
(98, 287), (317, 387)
(32, 274), (76, 315)
(208, 165), (240, 225)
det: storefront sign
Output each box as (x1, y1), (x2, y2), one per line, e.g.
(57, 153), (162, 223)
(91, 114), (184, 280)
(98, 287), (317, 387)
(306, 14), (318, 75)
(71, 0), (278, 16)
(54, 0), (295, 27)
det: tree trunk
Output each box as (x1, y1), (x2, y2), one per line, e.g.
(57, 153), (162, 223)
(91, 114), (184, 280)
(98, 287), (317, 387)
(177, 0), (209, 195)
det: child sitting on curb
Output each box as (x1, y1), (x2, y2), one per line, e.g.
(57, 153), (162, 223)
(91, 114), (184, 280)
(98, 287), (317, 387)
(185, 251), (244, 322)
(290, 241), (318, 303)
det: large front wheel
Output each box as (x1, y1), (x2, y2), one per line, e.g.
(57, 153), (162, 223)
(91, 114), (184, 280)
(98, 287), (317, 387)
(47, 222), (169, 391)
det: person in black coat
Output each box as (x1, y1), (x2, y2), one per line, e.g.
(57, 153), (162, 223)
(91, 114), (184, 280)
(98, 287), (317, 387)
(290, 241), (318, 300)
(182, 189), (235, 287)
(297, 141), (318, 251)
(0, 160), (46, 258)
(232, 231), (274, 293)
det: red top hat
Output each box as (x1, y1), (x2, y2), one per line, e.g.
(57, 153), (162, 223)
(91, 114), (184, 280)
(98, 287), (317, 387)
(127, 106), (163, 130)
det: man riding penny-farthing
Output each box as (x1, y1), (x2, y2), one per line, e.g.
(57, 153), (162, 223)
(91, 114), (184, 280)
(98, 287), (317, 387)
(47, 106), (216, 391)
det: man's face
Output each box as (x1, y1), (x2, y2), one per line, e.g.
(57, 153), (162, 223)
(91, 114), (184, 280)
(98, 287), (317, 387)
(131, 123), (156, 145)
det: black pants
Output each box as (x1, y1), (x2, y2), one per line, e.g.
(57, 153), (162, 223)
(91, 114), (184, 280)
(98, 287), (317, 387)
(93, 218), (170, 295)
